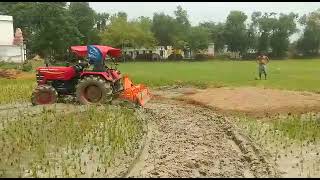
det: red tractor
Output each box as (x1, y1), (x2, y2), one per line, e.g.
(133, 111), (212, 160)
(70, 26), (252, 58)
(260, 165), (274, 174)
(31, 45), (151, 106)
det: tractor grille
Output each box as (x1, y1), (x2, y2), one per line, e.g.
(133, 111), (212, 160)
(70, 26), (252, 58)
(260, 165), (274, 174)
(36, 73), (44, 84)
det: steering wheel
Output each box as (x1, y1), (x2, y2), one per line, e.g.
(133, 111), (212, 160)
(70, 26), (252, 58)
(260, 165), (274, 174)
(111, 58), (119, 69)
(75, 60), (88, 70)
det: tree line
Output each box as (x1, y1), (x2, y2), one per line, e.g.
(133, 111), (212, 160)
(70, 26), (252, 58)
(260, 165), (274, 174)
(1, 2), (320, 61)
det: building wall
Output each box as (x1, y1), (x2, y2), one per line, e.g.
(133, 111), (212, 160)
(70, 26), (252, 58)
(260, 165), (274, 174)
(122, 44), (216, 60)
(123, 46), (174, 59)
(207, 43), (215, 56)
(0, 45), (26, 63)
(0, 15), (14, 45)
(0, 15), (26, 63)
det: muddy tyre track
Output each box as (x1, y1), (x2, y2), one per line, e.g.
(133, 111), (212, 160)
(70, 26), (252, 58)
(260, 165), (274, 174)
(126, 99), (281, 178)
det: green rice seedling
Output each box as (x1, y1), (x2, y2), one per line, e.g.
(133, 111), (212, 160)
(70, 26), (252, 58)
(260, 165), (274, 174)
(0, 78), (35, 105)
(0, 99), (143, 177)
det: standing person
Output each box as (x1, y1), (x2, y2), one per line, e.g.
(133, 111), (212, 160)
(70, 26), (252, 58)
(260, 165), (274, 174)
(256, 53), (269, 80)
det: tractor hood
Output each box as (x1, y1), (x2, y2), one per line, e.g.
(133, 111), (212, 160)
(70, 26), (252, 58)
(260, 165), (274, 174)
(70, 45), (121, 60)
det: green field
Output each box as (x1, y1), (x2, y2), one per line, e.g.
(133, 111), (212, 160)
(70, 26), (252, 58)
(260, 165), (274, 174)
(1, 59), (320, 104)
(118, 59), (320, 92)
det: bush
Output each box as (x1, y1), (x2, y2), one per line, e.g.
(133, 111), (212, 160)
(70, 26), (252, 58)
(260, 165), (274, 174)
(194, 53), (213, 60)
(21, 61), (33, 72)
(149, 53), (161, 61)
(135, 54), (148, 60)
(242, 53), (257, 60)
(0, 60), (5, 67)
(213, 54), (231, 60)
(115, 54), (132, 62)
(168, 53), (183, 60)
(135, 53), (159, 61)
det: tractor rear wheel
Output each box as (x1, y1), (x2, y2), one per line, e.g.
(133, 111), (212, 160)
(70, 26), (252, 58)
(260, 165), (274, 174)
(31, 85), (58, 105)
(76, 75), (113, 105)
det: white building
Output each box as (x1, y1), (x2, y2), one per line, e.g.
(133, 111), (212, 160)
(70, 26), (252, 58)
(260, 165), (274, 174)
(0, 15), (26, 63)
(123, 46), (175, 60)
(207, 43), (215, 56)
(122, 43), (216, 60)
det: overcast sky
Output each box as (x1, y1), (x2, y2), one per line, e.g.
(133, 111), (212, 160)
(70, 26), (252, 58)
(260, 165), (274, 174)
(89, 2), (320, 41)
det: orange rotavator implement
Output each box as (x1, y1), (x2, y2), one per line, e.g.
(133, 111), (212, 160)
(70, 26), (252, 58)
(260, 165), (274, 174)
(119, 75), (152, 107)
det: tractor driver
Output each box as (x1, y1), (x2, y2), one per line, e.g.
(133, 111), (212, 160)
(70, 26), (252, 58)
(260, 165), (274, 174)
(87, 45), (106, 72)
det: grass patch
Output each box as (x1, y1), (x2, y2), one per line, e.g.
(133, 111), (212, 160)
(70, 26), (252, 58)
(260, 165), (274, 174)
(272, 115), (320, 142)
(0, 78), (36, 104)
(0, 79), (35, 104)
(236, 113), (320, 177)
(0, 105), (144, 177)
(238, 114), (320, 143)
(118, 59), (320, 92)
(0, 61), (22, 70)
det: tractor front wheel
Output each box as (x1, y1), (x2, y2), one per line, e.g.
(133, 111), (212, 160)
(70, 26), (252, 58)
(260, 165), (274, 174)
(76, 75), (113, 105)
(31, 85), (58, 105)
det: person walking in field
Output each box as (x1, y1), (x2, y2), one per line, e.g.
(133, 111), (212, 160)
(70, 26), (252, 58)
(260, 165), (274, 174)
(256, 53), (269, 80)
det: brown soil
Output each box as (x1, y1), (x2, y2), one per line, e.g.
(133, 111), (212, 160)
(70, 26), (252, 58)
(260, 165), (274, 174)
(153, 87), (320, 118)
(0, 69), (34, 79)
(0, 69), (21, 79)
(125, 99), (280, 178)
(148, 86), (320, 178)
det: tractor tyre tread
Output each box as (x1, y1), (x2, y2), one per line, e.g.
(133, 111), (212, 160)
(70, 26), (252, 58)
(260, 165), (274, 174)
(76, 75), (113, 105)
(31, 85), (58, 106)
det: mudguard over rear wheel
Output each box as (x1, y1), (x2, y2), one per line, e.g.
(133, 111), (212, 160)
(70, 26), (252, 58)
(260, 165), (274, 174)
(76, 75), (113, 105)
(31, 85), (58, 105)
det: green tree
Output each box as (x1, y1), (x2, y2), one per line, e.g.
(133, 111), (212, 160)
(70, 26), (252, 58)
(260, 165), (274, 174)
(270, 13), (298, 58)
(224, 11), (249, 54)
(69, 2), (96, 44)
(100, 15), (156, 48)
(151, 6), (191, 49)
(30, 3), (81, 60)
(296, 9), (320, 56)
(151, 13), (176, 46)
(186, 26), (210, 52)
(174, 5), (190, 28)
(199, 21), (226, 52)
(250, 12), (278, 53)
(0, 2), (20, 14)
(3, 3), (81, 60)
(172, 6), (191, 49)
(117, 11), (128, 21)
(96, 12), (109, 32)
(137, 16), (153, 31)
